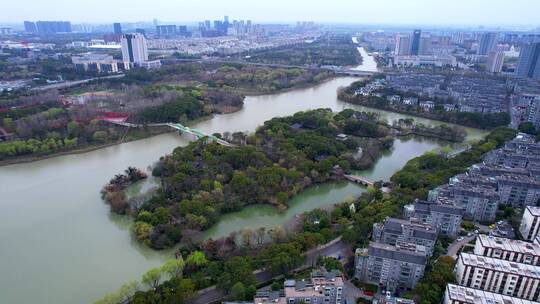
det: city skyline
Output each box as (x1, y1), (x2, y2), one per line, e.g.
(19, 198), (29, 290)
(2, 0), (540, 27)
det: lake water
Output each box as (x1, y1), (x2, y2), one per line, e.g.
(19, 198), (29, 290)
(0, 49), (487, 304)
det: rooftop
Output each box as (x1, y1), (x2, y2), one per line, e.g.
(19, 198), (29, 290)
(526, 206), (540, 217)
(459, 253), (540, 279)
(445, 284), (538, 304)
(477, 234), (540, 256)
(368, 242), (427, 265)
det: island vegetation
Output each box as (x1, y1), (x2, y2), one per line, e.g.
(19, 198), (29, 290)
(338, 79), (511, 129)
(101, 167), (148, 214)
(95, 125), (516, 304)
(116, 109), (396, 249)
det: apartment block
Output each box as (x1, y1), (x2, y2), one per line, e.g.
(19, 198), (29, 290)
(444, 284), (538, 304)
(429, 184), (500, 222)
(355, 242), (427, 292)
(255, 268), (344, 304)
(520, 206), (540, 241)
(372, 217), (437, 256)
(404, 199), (463, 237)
(456, 253), (540, 301)
(474, 235), (540, 266)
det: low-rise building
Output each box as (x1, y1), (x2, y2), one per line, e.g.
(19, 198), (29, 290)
(444, 284), (537, 304)
(393, 55), (457, 67)
(372, 217), (437, 256)
(71, 53), (119, 73)
(474, 234), (540, 266)
(455, 253), (540, 301)
(520, 206), (540, 241)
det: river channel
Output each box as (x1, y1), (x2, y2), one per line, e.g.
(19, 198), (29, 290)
(0, 49), (488, 304)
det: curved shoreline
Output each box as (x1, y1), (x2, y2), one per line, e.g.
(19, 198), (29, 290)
(0, 77), (343, 167)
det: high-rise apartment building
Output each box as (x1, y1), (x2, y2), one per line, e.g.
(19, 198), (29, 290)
(487, 51), (505, 73)
(113, 23), (122, 34)
(478, 32), (498, 55)
(156, 25), (177, 36)
(36, 21), (72, 34)
(23, 21), (36, 33)
(516, 42), (540, 80)
(121, 33), (148, 66)
(410, 29), (422, 55)
(395, 34), (411, 55)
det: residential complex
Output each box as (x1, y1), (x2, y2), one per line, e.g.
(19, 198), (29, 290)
(455, 252), (540, 301)
(520, 206), (540, 241)
(372, 217), (437, 256)
(474, 235), (540, 266)
(444, 284), (538, 304)
(517, 42), (540, 80)
(404, 199), (464, 237)
(254, 268), (344, 304)
(426, 134), (540, 224)
(355, 242), (427, 292)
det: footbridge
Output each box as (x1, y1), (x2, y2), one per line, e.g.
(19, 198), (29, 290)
(343, 174), (374, 187)
(104, 119), (234, 147)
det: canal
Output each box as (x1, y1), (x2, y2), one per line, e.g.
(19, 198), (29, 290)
(0, 49), (487, 304)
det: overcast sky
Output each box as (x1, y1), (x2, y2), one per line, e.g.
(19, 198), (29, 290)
(2, 0), (539, 26)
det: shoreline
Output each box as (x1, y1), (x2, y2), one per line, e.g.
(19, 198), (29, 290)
(338, 94), (496, 131)
(0, 76), (343, 167)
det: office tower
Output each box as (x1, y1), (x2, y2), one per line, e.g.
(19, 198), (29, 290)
(113, 23), (122, 34)
(516, 42), (540, 80)
(487, 51), (504, 73)
(135, 28), (146, 36)
(410, 29), (421, 55)
(520, 206), (540, 241)
(395, 34), (411, 55)
(121, 33), (148, 65)
(36, 21), (72, 34)
(24, 21), (36, 33)
(204, 20), (211, 30)
(477, 32), (498, 55)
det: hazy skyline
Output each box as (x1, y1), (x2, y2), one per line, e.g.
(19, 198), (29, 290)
(2, 0), (540, 27)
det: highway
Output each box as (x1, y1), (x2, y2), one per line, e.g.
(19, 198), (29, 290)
(31, 74), (125, 91)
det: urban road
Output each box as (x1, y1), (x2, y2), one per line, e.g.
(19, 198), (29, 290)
(192, 237), (352, 304)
